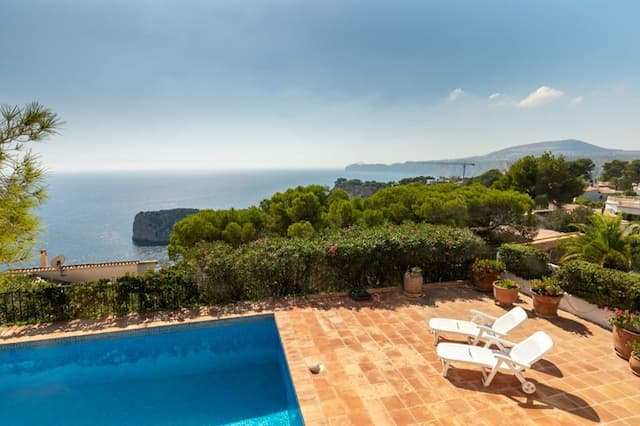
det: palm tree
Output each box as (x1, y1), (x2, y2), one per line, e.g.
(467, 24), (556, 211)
(561, 214), (640, 271)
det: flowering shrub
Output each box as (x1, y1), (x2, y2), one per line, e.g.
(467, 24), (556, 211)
(608, 309), (640, 333)
(192, 223), (485, 299)
(497, 244), (550, 279)
(1, 224), (484, 324)
(531, 277), (564, 297)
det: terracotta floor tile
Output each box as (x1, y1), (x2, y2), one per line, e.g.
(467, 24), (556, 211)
(388, 408), (416, 425)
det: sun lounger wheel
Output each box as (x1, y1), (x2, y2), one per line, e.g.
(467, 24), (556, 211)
(521, 381), (536, 394)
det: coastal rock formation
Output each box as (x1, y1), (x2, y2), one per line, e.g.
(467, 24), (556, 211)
(333, 178), (391, 198)
(132, 208), (199, 246)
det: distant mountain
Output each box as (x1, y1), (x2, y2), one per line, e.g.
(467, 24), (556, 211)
(345, 139), (640, 177)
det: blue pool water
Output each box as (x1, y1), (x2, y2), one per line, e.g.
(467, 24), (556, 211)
(0, 315), (303, 426)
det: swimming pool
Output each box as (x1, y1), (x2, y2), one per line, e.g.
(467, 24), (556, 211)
(0, 315), (303, 425)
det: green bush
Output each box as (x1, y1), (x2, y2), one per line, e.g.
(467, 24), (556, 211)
(497, 243), (551, 279)
(543, 206), (593, 232)
(1, 224), (483, 324)
(555, 260), (640, 311)
(191, 223), (485, 299)
(169, 182), (533, 258)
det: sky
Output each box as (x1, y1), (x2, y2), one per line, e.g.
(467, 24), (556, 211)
(2, 0), (639, 171)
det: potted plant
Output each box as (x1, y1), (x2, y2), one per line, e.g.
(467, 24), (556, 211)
(471, 259), (505, 292)
(530, 277), (564, 318)
(493, 279), (521, 305)
(629, 341), (640, 376)
(609, 309), (640, 360)
(404, 266), (423, 298)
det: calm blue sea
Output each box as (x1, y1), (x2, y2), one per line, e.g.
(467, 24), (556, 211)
(17, 169), (413, 268)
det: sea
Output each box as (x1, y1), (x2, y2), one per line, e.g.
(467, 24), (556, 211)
(11, 169), (416, 269)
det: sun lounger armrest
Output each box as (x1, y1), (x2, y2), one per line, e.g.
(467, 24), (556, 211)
(477, 332), (511, 349)
(476, 325), (506, 337)
(470, 309), (497, 324)
(494, 353), (531, 369)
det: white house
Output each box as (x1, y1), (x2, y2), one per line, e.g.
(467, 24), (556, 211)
(604, 196), (640, 218)
(7, 251), (157, 283)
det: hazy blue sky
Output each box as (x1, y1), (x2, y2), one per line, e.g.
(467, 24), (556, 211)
(2, 0), (639, 171)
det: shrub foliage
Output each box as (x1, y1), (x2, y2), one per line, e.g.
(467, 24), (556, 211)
(1, 224), (484, 324)
(497, 243), (551, 279)
(169, 183), (532, 258)
(555, 260), (640, 311)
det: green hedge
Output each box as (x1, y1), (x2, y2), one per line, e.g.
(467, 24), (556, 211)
(555, 260), (640, 311)
(190, 224), (485, 300)
(497, 243), (551, 279)
(0, 223), (484, 324)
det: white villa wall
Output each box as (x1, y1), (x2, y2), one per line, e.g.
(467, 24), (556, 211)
(9, 261), (157, 283)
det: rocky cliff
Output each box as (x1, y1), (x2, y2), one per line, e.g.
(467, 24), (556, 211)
(132, 208), (199, 246)
(333, 178), (391, 198)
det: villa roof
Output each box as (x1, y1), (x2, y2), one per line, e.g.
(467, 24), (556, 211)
(606, 196), (640, 208)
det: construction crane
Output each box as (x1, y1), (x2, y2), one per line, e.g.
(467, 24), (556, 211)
(431, 161), (476, 180)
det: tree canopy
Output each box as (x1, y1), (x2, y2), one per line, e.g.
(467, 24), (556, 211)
(600, 159), (640, 191)
(168, 181), (534, 258)
(495, 152), (588, 207)
(0, 103), (60, 264)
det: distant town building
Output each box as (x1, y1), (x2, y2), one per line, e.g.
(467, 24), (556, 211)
(579, 182), (620, 202)
(604, 196), (640, 218)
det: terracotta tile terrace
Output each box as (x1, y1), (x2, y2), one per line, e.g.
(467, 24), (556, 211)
(2, 284), (639, 425)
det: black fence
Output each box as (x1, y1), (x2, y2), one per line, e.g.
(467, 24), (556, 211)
(0, 278), (200, 324)
(0, 260), (472, 325)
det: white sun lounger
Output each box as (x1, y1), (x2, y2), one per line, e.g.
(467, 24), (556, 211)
(436, 331), (554, 394)
(429, 306), (528, 348)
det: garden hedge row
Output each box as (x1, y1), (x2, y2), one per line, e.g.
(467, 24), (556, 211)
(497, 243), (551, 279)
(190, 223), (485, 301)
(555, 260), (640, 311)
(0, 223), (485, 324)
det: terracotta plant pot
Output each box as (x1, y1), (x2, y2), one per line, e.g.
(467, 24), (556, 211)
(613, 325), (640, 360)
(532, 293), (563, 318)
(630, 353), (640, 377)
(474, 272), (499, 292)
(403, 272), (423, 298)
(493, 282), (520, 305)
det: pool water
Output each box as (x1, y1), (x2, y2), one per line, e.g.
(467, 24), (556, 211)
(0, 315), (303, 425)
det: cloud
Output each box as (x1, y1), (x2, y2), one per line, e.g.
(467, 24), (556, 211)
(517, 86), (564, 108)
(570, 96), (584, 105)
(488, 92), (510, 105)
(448, 88), (465, 101)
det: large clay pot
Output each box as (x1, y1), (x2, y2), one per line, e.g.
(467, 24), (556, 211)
(404, 272), (423, 298)
(613, 325), (640, 360)
(493, 282), (520, 305)
(630, 353), (640, 377)
(532, 293), (563, 318)
(474, 272), (499, 292)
